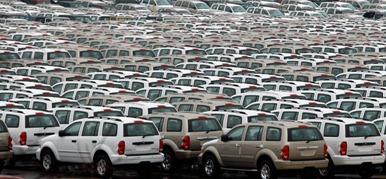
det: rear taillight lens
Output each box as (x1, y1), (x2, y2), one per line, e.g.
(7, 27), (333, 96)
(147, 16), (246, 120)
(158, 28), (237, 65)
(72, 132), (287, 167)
(381, 140), (384, 153)
(19, 132), (26, 145)
(8, 136), (12, 150)
(181, 136), (190, 150)
(281, 145), (289, 160)
(159, 139), (163, 152)
(324, 144), (328, 159)
(340, 141), (347, 155)
(117, 141), (125, 155)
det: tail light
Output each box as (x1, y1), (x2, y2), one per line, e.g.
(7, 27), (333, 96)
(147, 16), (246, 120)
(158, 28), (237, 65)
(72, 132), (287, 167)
(340, 141), (347, 155)
(8, 136), (12, 150)
(281, 145), (289, 160)
(159, 139), (163, 152)
(181, 136), (190, 150)
(324, 144), (328, 159)
(381, 140), (384, 153)
(19, 132), (26, 145)
(117, 141), (125, 155)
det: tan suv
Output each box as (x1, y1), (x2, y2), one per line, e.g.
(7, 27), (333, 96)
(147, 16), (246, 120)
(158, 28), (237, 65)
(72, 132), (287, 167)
(0, 120), (12, 171)
(198, 121), (328, 178)
(140, 112), (223, 172)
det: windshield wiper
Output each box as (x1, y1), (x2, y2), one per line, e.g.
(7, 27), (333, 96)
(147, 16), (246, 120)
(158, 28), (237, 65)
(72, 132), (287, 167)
(142, 134), (154, 138)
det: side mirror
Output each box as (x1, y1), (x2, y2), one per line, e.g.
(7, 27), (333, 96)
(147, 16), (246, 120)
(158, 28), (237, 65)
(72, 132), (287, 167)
(58, 130), (66, 137)
(221, 134), (229, 142)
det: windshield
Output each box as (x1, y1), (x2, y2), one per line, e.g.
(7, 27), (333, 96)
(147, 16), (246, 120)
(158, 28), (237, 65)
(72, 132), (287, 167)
(288, 127), (323, 141)
(26, 114), (59, 128)
(188, 118), (222, 132)
(94, 111), (124, 117)
(338, 48), (357, 55)
(346, 123), (379, 138)
(124, 123), (159, 137)
(232, 6), (246, 12)
(148, 107), (176, 113)
(196, 2), (210, 9)
(0, 53), (20, 59)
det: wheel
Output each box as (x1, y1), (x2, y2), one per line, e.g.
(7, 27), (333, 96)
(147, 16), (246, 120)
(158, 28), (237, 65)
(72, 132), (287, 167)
(0, 160), (4, 172)
(257, 159), (277, 179)
(358, 167), (375, 179)
(41, 149), (58, 172)
(94, 155), (113, 178)
(300, 168), (317, 179)
(162, 149), (176, 172)
(318, 158), (335, 178)
(203, 155), (221, 177)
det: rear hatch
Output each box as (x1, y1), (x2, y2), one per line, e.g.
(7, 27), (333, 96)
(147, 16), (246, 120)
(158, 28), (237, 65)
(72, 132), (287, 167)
(287, 126), (325, 160)
(123, 121), (161, 155)
(188, 117), (223, 151)
(345, 122), (382, 156)
(25, 113), (60, 146)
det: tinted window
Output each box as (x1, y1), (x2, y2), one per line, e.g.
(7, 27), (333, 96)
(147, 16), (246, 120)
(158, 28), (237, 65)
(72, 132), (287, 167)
(288, 127), (323, 141)
(4, 114), (19, 128)
(102, 123), (117, 136)
(26, 115), (59, 128)
(188, 118), (221, 132)
(124, 123), (158, 137)
(148, 117), (163, 131)
(245, 126), (263, 141)
(346, 123), (379, 137)
(64, 122), (81, 136)
(227, 126), (244, 141)
(55, 110), (70, 124)
(167, 118), (182, 132)
(266, 127), (281, 141)
(82, 121), (100, 136)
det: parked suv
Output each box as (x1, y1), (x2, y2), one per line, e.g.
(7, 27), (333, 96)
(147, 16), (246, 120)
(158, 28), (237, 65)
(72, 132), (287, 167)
(36, 117), (164, 178)
(140, 113), (223, 172)
(0, 120), (12, 171)
(302, 118), (384, 178)
(198, 121), (328, 178)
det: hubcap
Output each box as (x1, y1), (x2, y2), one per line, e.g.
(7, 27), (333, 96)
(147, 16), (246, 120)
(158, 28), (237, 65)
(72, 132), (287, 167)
(260, 163), (271, 179)
(204, 159), (214, 176)
(42, 154), (52, 170)
(97, 159), (107, 175)
(162, 154), (171, 171)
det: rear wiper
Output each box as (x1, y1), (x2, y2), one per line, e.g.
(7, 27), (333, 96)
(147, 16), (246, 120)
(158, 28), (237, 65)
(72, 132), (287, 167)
(306, 138), (318, 143)
(142, 134), (153, 138)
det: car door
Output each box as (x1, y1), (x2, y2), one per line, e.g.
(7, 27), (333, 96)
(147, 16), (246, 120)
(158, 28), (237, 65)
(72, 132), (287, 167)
(239, 125), (264, 168)
(77, 121), (101, 163)
(219, 126), (244, 167)
(57, 121), (82, 162)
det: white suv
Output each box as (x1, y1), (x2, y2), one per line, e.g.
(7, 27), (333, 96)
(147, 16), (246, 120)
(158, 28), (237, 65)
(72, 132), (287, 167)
(301, 118), (385, 178)
(37, 117), (164, 178)
(0, 109), (60, 163)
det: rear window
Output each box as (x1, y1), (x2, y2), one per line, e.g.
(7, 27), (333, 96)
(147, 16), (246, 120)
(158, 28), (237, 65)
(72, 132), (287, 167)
(188, 118), (222, 132)
(94, 111), (123, 117)
(124, 123), (159, 137)
(148, 107), (176, 113)
(346, 123), (380, 138)
(26, 115), (60, 128)
(48, 52), (71, 60)
(248, 115), (277, 122)
(288, 127), (323, 141)
(53, 102), (79, 108)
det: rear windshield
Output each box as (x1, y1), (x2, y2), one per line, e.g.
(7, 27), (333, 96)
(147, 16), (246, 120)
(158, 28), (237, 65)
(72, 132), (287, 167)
(346, 123), (380, 138)
(148, 107), (176, 113)
(26, 115), (59, 128)
(248, 115), (278, 122)
(188, 118), (222, 132)
(53, 102), (79, 108)
(80, 51), (104, 59)
(0, 53), (20, 59)
(124, 123), (159, 137)
(48, 52), (71, 60)
(216, 105), (244, 111)
(133, 50), (155, 57)
(288, 127), (323, 142)
(94, 111), (124, 117)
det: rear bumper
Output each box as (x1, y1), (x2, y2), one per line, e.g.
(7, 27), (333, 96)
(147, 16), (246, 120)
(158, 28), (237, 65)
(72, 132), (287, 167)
(274, 159), (329, 170)
(332, 154), (385, 166)
(13, 145), (38, 155)
(110, 153), (164, 165)
(174, 150), (201, 160)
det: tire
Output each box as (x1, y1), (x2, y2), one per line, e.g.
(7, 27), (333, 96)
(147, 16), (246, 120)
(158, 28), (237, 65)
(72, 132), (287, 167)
(94, 155), (113, 178)
(41, 149), (58, 172)
(0, 160), (4, 172)
(203, 155), (221, 178)
(358, 167), (375, 179)
(318, 158), (335, 179)
(162, 149), (176, 172)
(257, 159), (277, 179)
(300, 168), (317, 179)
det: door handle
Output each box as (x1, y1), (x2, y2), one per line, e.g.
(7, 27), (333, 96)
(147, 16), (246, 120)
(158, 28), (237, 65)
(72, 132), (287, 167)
(71, 140), (76, 143)
(92, 140), (97, 143)
(235, 144), (240, 148)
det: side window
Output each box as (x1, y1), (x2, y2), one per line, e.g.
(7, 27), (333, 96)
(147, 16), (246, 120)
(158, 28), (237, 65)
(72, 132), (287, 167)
(102, 122), (117, 136)
(178, 104), (193, 112)
(128, 107), (143, 117)
(281, 111), (298, 121)
(64, 122), (82, 136)
(33, 52), (44, 60)
(211, 114), (224, 126)
(324, 123), (339, 137)
(245, 126), (263, 141)
(74, 111), (88, 120)
(227, 115), (242, 128)
(22, 51), (32, 59)
(302, 112), (317, 119)
(32, 102), (47, 111)
(167, 118), (182, 132)
(4, 114), (19, 128)
(266, 127), (281, 141)
(55, 110), (70, 124)
(82, 121), (100, 136)
(327, 102), (338, 108)
(148, 117), (163, 131)
(350, 111), (361, 119)
(310, 122), (321, 129)
(196, 105), (211, 112)
(227, 126), (245, 141)
(374, 120), (383, 132)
